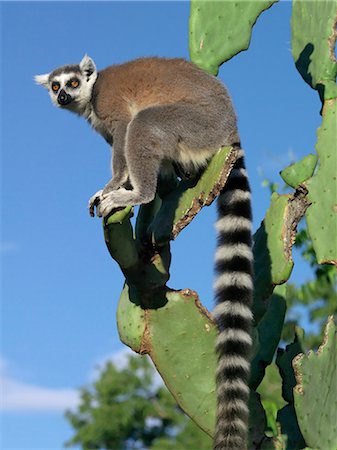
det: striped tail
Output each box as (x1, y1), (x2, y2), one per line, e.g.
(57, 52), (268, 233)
(213, 148), (253, 450)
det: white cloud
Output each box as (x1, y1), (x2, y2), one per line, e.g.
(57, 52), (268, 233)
(0, 357), (79, 412)
(0, 348), (165, 413)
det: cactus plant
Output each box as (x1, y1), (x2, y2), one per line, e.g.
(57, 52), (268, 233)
(293, 317), (337, 450)
(189, 0), (278, 75)
(292, 0), (337, 265)
(304, 102), (337, 265)
(98, 0), (337, 448)
(280, 154), (317, 189)
(276, 329), (307, 450)
(291, 0), (337, 100)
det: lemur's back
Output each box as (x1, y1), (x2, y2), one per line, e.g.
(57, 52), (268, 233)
(92, 58), (232, 123)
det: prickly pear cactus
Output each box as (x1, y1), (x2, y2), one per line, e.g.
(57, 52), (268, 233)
(253, 192), (309, 322)
(276, 329), (307, 450)
(291, 0), (337, 265)
(280, 154), (317, 189)
(189, 0), (278, 75)
(99, 0), (336, 448)
(291, 0), (337, 99)
(293, 317), (337, 450)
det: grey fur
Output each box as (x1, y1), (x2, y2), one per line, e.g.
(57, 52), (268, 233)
(49, 64), (81, 80)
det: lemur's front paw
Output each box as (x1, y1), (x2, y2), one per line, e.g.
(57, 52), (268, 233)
(88, 190), (104, 217)
(96, 193), (118, 218)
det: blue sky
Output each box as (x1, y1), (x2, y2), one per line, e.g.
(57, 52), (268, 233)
(1, 1), (323, 449)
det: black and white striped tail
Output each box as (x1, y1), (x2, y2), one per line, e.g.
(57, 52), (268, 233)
(213, 148), (253, 450)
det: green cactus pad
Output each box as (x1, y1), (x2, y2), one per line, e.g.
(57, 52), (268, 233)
(103, 206), (139, 270)
(147, 289), (217, 436)
(116, 284), (146, 353)
(189, 0), (278, 75)
(276, 329), (306, 449)
(260, 433), (287, 450)
(117, 284), (279, 440)
(248, 391), (268, 449)
(253, 188), (309, 323)
(250, 285), (287, 390)
(150, 146), (236, 245)
(253, 194), (294, 321)
(280, 154), (318, 188)
(277, 405), (306, 450)
(305, 100), (337, 265)
(117, 286), (217, 435)
(276, 327), (304, 404)
(291, 0), (337, 99)
(293, 316), (337, 450)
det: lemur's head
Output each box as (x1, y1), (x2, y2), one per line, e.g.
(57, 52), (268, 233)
(35, 55), (97, 113)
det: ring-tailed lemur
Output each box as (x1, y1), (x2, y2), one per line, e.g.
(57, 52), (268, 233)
(35, 55), (253, 450)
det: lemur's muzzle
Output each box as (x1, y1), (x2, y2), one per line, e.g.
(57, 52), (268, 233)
(58, 89), (72, 106)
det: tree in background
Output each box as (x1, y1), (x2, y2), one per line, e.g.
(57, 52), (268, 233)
(65, 355), (211, 450)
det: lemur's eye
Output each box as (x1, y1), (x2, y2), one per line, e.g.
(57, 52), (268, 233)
(52, 82), (60, 92)
(71, 79), (79, 88)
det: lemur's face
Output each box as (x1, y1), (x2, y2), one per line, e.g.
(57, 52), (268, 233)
(35, 55), (97, 113)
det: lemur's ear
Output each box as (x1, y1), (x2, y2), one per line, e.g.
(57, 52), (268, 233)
(34, 73), (50, 88)
(80, 55), (97, 79)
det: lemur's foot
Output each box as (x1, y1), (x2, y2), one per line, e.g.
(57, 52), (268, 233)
(96, 190), (129, 217)
(95, 188), (153, 218)
(90, 188), (153, 218)
(88, 190), (104, 217)
(89, 189), (128, 218)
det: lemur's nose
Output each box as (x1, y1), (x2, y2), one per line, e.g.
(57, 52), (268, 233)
(58, 89), (72, 106)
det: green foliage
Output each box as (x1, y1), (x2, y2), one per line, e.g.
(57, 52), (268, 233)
(291, 0), (337, 99)
(305, 101), (337, 265)
(276, 330), (307, 449)
(282, 229), (337, 349)
(258, 364), (286, 414)
(118, 286), (218, 437)
(189, 0), (278, 75)
(250, 285), (287, 390)
(292, 0), (337, 265)
(252, 191), (308, 322)
(150, 146), (234, 244)
(293, 317), (337, 450)
(65, 355), (211, 450)
(280, 154), (317, 189)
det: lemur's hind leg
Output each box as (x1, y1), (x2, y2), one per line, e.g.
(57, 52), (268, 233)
(96, 110), (164, 217)
(96, 102), (229, 217)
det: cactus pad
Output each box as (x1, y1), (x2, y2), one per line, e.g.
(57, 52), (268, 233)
(150, 146), (236, 244)
(117, 286), (217, 435)
(250, 285), (287, 390)
(253, 191), (309, 322)
(280, 154), (317, 189)
(305, 101), (337, 265)
(291, 0), (337, 99)
(116, 284), (146, 353)
(189, 0), (278, 75)
(293, 316), (337, 450)
(276, 329), (306, 449)
(103, 206), (140, 271)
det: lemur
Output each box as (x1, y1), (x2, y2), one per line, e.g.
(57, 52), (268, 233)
(35, 55), (253, 450)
